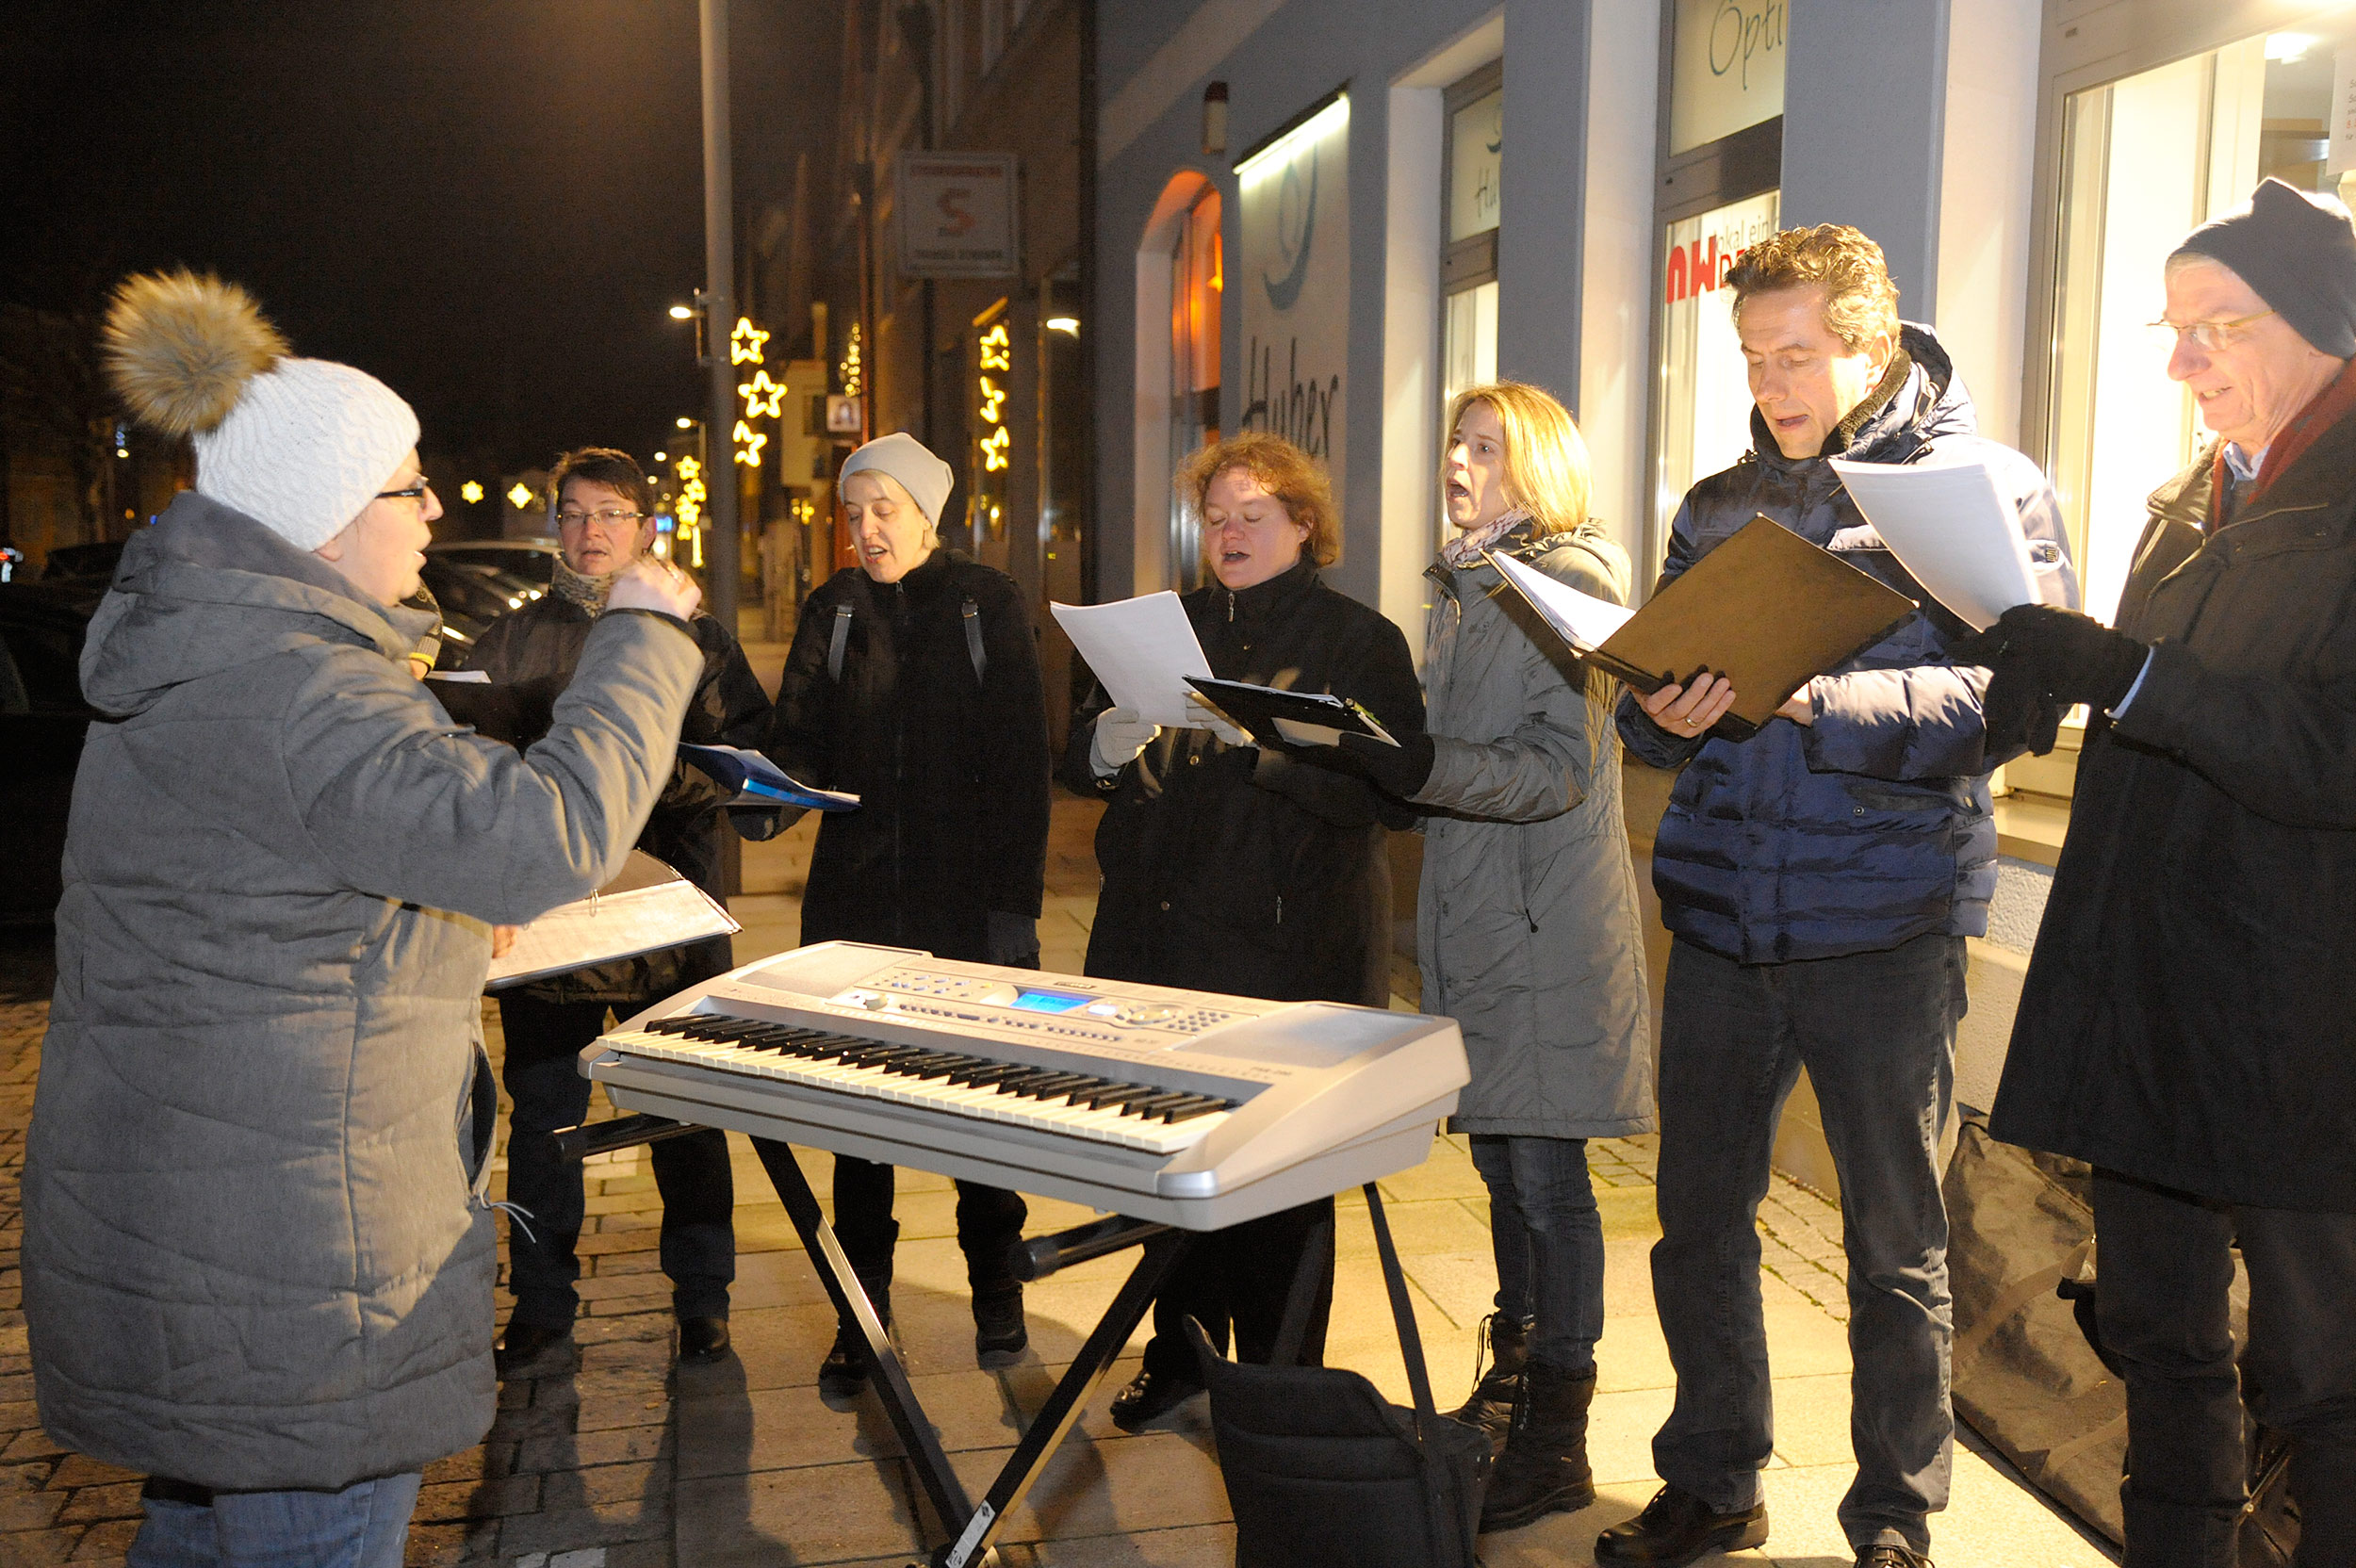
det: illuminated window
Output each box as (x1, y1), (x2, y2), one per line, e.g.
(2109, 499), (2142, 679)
(1169, 186), (1222, 592)
(1438, 61), (1501, 551)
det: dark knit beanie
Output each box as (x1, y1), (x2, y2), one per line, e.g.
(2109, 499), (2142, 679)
(2172, 178), (2356, 357)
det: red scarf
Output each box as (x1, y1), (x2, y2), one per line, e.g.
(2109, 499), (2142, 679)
(2213, 353), (2356, 526)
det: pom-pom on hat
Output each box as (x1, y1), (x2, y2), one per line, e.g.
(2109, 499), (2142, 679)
(103, 270), (420, 550)
(2172, 178), (2356, 358)
(839, 432), (954, 526)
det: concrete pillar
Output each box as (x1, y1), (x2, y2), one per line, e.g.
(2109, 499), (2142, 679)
(1780, 0), (1952, 315)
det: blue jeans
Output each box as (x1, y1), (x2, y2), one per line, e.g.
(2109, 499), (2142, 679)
(127, 1474), (422, 1567)
(1468, 1134), (1604, 1371)
(1650, 933), (1962, 1555)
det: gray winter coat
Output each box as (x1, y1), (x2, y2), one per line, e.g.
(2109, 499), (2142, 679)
(25, 493), (701, 1491)
(1411, 523), (1655, 1139)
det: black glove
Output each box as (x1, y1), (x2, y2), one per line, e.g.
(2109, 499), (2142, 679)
(1953, 604), (2148, 757)
(986, 910), (1040, 970)
(1336, 728), (1436, 798)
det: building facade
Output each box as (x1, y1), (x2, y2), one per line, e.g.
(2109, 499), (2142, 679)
(1089, 0), (2356, 1182)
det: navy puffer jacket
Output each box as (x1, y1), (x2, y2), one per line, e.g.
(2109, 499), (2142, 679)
(1616, 324), (2077, 964)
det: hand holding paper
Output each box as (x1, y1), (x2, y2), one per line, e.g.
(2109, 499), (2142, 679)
(1051, 594), (1214, 727)
(1827, 453), (2067, 630)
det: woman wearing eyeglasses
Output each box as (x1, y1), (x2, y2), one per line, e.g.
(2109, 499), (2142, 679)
(459, 446), (772, 1374)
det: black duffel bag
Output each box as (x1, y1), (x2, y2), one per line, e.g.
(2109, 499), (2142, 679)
(1187, 1183), (1491, 1568)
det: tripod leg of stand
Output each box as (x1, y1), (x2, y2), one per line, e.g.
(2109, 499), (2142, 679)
(750, 1138), (975, 1534)
(937, 1230), (1192, 1568)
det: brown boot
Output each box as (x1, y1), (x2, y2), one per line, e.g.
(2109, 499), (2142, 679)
(1478, 1359), (1597, 1533)
(1447, 1312), (1528, 1456)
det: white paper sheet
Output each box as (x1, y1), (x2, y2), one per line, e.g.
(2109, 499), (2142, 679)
(1051, 593), (1215, 727)
(1488, 551), (1638, 650)
(1828, 455), (2043, 631)
(486, 880), (740, 988)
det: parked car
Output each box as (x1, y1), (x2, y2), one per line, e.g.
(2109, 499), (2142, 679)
(426, 537), (558, 588)
(1, 582), (102, 925)
(37, 540), (125, 589)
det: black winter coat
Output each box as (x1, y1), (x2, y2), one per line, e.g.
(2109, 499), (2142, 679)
(1064, 559), (1424, 1006)
(458, 592), (771, 1003)
(1990, 392), (2356, 1214)
(767, 549), (1050, 962)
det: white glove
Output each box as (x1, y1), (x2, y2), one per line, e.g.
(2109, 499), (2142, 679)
(1090, 708), (1161, 776)
(1183, 692), (1253, 748)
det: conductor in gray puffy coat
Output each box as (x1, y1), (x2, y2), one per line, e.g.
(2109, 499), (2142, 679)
(24, 271), (706, 1566)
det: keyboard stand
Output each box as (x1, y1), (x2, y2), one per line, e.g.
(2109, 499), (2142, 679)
(560, 1114), (1194, 1568)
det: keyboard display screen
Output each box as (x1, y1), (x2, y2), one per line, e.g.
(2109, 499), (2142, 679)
(1010, 988), (1092, 1014)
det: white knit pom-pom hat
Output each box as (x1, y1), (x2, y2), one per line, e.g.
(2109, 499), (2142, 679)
(104, 270), (419, 550)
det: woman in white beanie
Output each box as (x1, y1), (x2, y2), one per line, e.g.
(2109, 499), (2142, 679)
(758, 431), (1053, 1396)
(23, 270), (704, 1568)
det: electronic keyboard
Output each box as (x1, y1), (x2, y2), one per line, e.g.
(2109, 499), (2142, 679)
(583, 940), (1467, 1229)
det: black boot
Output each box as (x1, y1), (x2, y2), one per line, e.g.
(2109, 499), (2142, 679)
(817, 1287), (892, 1399)
(1478, 1359), (1597, 1533)
(973, 1285), (1028, 1368)
(1447, 1313), (1528, 1456)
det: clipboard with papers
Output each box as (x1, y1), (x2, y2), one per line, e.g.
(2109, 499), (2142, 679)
(1181, 677), (1400, 749)
(1486, 516), (1919, 739)
(485, 850), (741, 990)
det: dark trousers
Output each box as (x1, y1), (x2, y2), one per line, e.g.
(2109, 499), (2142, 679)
(1469, 1134), (1605, 1371)
(1650, 933), (1962, 1555)
(1140, 1197), (1336, 1379)
(825, 1152), (1029, 1317)
(2092, 1169), (2356, 1567)
(498, 996), (736, 1326)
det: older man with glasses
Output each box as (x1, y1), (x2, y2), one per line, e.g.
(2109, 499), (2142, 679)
(461, 445), (772, 1372)
(1970, 178), (2356, 1567)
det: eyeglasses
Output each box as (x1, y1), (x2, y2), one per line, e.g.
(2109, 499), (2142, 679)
(375, 481), (434, 501)
(2148, 308), (2277, 351)
(555, 508), (647, 529)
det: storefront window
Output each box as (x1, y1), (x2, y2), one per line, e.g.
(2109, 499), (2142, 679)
(1652, 188), (1780, 567)
(2049, 30), (2343, 623)
(1169, 186), (1222, 592)
(1439, 63), (1502, 549)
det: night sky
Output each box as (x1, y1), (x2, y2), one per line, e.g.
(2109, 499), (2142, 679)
(5, 0), (822, 482)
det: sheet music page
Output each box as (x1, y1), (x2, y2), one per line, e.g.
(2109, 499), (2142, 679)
(1051, 593), (1214, 727)
(1489, 551), (1637, 650)
(1828, 455), (2040, 631)
(486, 880), (740, 989)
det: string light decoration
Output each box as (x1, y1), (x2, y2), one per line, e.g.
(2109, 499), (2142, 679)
(732, 419), (768, 466)
(460, 481), (485, 504)
(975, 319), (1012, 473)
(737, 368), (786, 420)
(674, 454), (707, 568)
(839, 320), (863, 398)
(506, 482), (536, 511)
(728, 317), (770, 365)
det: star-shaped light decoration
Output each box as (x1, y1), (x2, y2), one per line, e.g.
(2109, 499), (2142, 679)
(977, 375), (1007, 425)
(729, 317), (769, 366)
(978, 321), (1011, 372)
(733, 419), (768, 466)
(738, 368), (787, 420)
(980, 424), (1011, 472)
(460, 481), (485, 504)
(506, 482), (537, 511)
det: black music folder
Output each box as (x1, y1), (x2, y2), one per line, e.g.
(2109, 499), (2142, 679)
(1182, 677), (1399, 748)
(1487, 515), (1917, 739)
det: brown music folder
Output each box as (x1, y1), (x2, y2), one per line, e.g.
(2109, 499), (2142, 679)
(1490, 515), (1918, 740)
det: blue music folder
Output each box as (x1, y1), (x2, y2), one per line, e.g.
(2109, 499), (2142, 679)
(679, 744), (861, 811)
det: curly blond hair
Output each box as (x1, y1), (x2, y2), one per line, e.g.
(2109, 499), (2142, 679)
(1177, 433), (1340, 567)
(1725, 224), (1901, 352)
(1443, 382), (1594, 539)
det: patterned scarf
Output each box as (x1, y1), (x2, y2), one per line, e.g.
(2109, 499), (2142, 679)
(551, 553), (623, 614)
(1440, 506), (1534, 569)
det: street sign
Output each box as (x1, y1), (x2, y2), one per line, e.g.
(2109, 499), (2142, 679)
(896, 152), (1021, 279)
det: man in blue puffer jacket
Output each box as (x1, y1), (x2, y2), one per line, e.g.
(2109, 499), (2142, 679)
(1594, 227), (2076, 1568)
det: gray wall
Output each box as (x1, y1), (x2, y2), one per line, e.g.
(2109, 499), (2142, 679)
(1093, 0), (1596, 612)
(1780, 0), (1953, 317)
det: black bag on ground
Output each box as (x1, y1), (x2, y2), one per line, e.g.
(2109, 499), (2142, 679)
(1187, 1184), (1491, 1568)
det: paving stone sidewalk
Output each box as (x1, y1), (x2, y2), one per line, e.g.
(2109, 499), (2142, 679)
(0, 792), (2112, 1566)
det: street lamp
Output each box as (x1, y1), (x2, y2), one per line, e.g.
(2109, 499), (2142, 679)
(668, 303), (695, 320)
